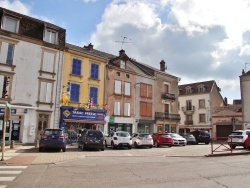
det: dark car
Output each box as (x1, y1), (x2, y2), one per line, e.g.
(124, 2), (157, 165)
(39, 128), (66, 152)
(152, 132), (173, 147)
(190, 130), (210, 144)
(78, 130), (105, 151)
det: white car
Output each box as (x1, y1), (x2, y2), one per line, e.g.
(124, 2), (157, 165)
(167, 133), (187, 146)
(227, 130), (250, 149)
(132, 133), (153, 148)
(105, 131), (132, 149)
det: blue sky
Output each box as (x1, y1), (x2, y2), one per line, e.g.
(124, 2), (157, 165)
(1, 0), (250, 104)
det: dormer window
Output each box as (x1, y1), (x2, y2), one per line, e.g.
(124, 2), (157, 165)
(186, 87), (192, 94)
(120, 60), (125, 69)
(198, 85), (205, 92)
(2, 15), (19, 33)
(44, 28), (58, 44)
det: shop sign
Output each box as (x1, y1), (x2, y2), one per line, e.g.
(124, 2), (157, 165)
(62, 109), (105, 120)
(109, 116), (115, 123)
(0, 108), (16, 114)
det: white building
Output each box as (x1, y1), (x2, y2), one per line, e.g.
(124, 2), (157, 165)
(0, 8), (66, 143)
(178, 80), (225, 138)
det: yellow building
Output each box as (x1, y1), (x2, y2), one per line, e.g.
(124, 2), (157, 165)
(60, 43), (115, 138)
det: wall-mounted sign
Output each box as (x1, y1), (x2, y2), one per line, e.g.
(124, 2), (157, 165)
(0, 108), (16, 114)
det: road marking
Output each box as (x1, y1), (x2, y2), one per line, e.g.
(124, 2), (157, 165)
(0, 177), (16, 181)
(124, 153), (133, 156)
(0, 166), (27, 169)
(0, 171), (22, 174)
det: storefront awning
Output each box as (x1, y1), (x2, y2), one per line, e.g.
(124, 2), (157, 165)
(63, 119), (106, 124)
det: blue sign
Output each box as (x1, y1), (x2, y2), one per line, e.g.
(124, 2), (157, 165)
(0, 108), (16, 114)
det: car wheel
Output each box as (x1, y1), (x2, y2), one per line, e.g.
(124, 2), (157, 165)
(244, 142), (247, 149)
(78, 144), (81, 149)
(128, 146), (132, 150)
(168, 145), (172, 147)
(62, 147), (66, 152)
(205, 142), (209, 145)
(39, 147), (43, 152)
(101, 147), (104, 151)
(82, 144), (85, 151)
(134, 142), (138, 148)
(111, 142), (116, 149)
(155, 141), (159, 147)
(149, 145), (153, 148)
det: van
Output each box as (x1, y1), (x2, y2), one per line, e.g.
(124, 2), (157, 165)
(190, 130), (210, 144)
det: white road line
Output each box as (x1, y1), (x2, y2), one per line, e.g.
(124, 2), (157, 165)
(0, 171), (22, 174)
(0, 177), (16, 181)
(0, 166), (27, 169)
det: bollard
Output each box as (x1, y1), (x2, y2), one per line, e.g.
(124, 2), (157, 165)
(10, 140), (15, 149)
(35, 140), (39, 148)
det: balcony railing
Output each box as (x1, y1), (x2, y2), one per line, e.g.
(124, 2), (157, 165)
(161, 92), (176, 100)
(155, 112), (181, 121)
(184, 120), (193, 125)
(181, 106), (195, 112)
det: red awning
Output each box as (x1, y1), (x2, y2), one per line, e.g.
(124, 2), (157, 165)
(63, 119), (106, 124)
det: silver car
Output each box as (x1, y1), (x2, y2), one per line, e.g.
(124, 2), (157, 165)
(167, 133), (187, 146)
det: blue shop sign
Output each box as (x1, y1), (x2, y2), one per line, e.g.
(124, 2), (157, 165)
(0, 108), (16, 114)
(62, 108), (105, 120)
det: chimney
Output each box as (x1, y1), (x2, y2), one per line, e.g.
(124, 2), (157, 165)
(242, 69), (245, 75)
(87, 43), (93, 50)
(224, 97), (228, 106)
(119, 49), (125, 57)
(160, 60), (166, 72)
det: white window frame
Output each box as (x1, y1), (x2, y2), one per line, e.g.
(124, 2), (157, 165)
(124, 82), (131, 96)
(120, 60), (125, 69)
(114, 101), (121, 116)
(114, 80), (122, 94)
(44, 28), (58, 44)
(124, 103), (130, 116)
(2, 15), (19, 33)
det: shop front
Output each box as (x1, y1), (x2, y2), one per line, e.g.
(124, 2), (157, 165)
(60, 106), (106, 141)
(137, 119), (155, 134)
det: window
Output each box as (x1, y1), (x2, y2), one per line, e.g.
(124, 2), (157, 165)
(70, 83), (80, 102)
(2, 16), (19, 33)
(199, 99), (205, 108)
(198, 85), (205, 92)
(120, 60), (125, 69)
(124, 103), (131, 116)
(199, 114), (206, 123)
(90, 87), (98, 104)
(116, 72), (120, 76)
(164, 104), (169, 113)
(114, 80), (122, 94)
(42, 51), (55, 72)
(114, 101), (121, 116)
(140, 83), (152, 98)
(39, 82), (52, 103)
(45, 29), (57, 44)
(0, 75), (11, 99)
(0, 42), (15, 65)
(186, 87), (192, 94)
(186, 100), (192, 110)
(72, 58), (82, 75)
(164, 84), (169, 93)
(124, 82), (131, 96)
(126, 74), (130, 78)
(140, 102), (152, 117)
(90, 63), (99, 79)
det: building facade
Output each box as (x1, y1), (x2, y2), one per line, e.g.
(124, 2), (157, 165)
(240, 70), (250, 130)
(0, 8), (66, 143)
(178, 80), (225, 138)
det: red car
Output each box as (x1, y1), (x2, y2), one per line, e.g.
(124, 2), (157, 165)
(244, 132), (250, 150)
(152, 132), (173, 147)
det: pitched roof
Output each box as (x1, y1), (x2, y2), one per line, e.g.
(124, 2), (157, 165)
(178, 80), (216, 95)
(66, 43), (117, 60)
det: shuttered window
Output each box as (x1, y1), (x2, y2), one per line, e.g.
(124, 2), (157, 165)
(114, 80), (122, 94)
(40, 82), (52, 103)
(114, 101), (121, 115)
(70, 83), (80, 102)
(72, 58), (82, 75)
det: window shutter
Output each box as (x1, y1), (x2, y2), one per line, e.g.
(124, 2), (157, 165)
(46, 83), (52, 103)
(40, 82), (46, 102)
(165, 84), (169, 93)
(5, 17), (17, 32)
(115, 80), (121, 94)
(147, 103), (152, 117)
(43, 52), (54, 72)
(124, 103), (130, 116)
(164, 104), (169, 113)
(148, 85), (152, 98)
(114, 101), (120, 115)
(140, 83), (147, 97)
(90, 87), (98, 104)
(0, 75), (4, 95)
(124, 82), (131, 96)
(70, 83), (80, 102)
(0, 42), (8, 64)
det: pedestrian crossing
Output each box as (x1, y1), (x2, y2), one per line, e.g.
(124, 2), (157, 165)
(0, 166), (27, 188)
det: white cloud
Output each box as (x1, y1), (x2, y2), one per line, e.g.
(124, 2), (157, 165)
(0, 0), (30, 14)
(82, 0), (97, 3)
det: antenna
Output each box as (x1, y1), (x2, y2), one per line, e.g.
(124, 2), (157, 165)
(115, 36), (132, 49)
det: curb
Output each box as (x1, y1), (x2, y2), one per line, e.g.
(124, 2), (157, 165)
(205, 151), (250, 157)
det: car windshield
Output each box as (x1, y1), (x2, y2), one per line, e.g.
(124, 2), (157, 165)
(44, 130), (62, 135)
(160, 134), (168, 137)
(87, 131), (103, 138)
(117, 132), (129, 137)
(230, 132), (243, 136)
(139, 134), (151, 138)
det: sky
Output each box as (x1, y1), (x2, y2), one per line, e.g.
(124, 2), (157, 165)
(1, 0), (250, 104)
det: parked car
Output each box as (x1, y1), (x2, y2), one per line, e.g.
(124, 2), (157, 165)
(244, 133), (250, 150)
(78, 129), (105, 151)
(105, 131), (132, 149)
(227, 130), (250, 149)
(182, 133), (196, 145)
(167, 133), (187, 146)
(39, 128), (66, 152)
(190, 130), (210, 144)
(152, 132), (173, 147)
(131, 133), (153, 148)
